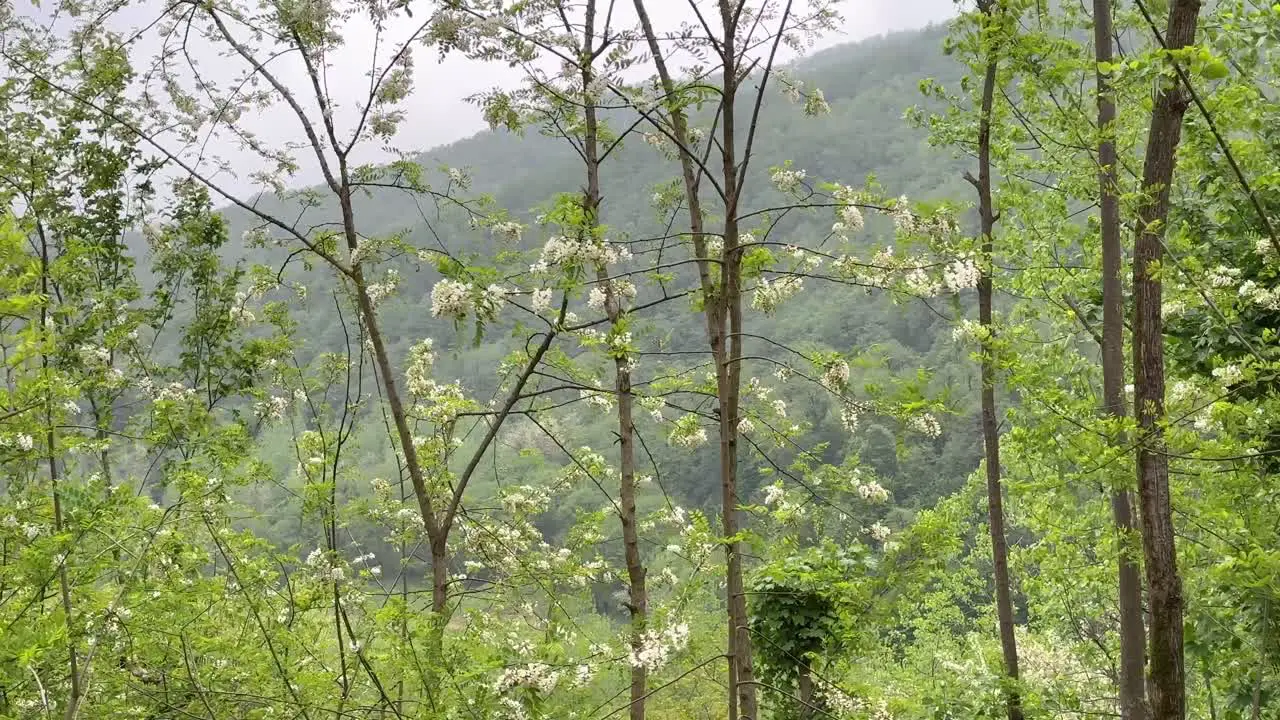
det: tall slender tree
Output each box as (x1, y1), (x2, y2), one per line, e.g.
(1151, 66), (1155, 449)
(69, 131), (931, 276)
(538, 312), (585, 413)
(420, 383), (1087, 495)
(1092, 0), (1149, 715)
(1132, 0), (1203, 716)
(966, 2), (1023, 718)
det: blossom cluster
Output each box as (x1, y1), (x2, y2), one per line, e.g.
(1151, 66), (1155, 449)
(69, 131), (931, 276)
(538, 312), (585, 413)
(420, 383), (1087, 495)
(304, 547), (347, 582)
(491, 221), (524, 243)
(532, 235), (632, 275)
(366, 268), (400, 306)
(1236, 279), (1280, 310)
(405, 339), (437, 396)
(530, 287), (554, 314)
(430, 280), (509, 322)
(770, 166), (807, 193)
(500, 484), (553, 515)
(668, 414), (708, 449)
(826, 689), (893, 720)
(0, 433), (35, 452)
(586, 278), (636, 313)
(908, 413), (942, 438)
(951, 319), (993, 345)
(253, 395), (291, 421)
(628, 622), (690, 671)
(822, 359), (850, 390)
(494, 662), (561, 695)
(943, 255), (980, 292)
(752, 275), (804, 314)
(857, 479), (889, 503)
(639, 395), (666, 422)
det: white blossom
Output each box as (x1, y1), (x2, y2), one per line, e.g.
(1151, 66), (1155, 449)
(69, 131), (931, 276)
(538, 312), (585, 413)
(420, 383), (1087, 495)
(903, 268), (939, 297)
(832, 185), (866, 233)
(857, 480), (889, 503)
(908, 413), (942, 438)
(366, 268), (400, 306)
(1237, 280), (1280, 309)
(763, 484), (785, 506)
(869, 521), (891, 541)
(803, 88), (831, 116)
(587, 286), (608, 311)
(430, 279), (472, 320)
(943, 256), (981, 292)
(477, 284), (508, 322)
(951, 319), (991, 344)
(840, 403), (861, 434)
(640, 395), (666, 422)
(494, 662), (561, 695)
(537, 235), (630, 271)
(405, 340), (437, 396)
(628, 623), (690, 671)
(254, 395), (291, 421)
(822, 360), (850, 390)
(752, 276), (804, 314)
(1212, 364), (1243, 385)
(1255, 236), (1277, 260)
(770, 167), (807, 193)
(492, 221), (523, 243)
(531, 288), (553, 313)
(1208, 265), (1241, 288)
(668, 415), (708, 448)
(642, 132), (668, 150)
(891, 196), (917, 234)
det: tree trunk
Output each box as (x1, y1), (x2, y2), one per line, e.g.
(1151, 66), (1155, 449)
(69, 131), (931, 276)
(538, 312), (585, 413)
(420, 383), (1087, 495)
(971, 7), (1023, 719)
(617, 361), (648, 720)
(798, 662), (815, 720)
(578, 6), (649, 713)
(430, 539), (449, 615)
(1250, 597), (1267, 720)
(718, 53), (758, 720)
(1092, 0), (1148, 716)
(41, 225), (83, 720)
(631, 1), (757, 714)
(1133, 1), (1201, 717)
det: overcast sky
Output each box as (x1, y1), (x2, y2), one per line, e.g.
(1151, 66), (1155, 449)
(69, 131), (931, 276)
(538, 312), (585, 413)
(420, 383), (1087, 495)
(248, 0), (958, 157)
(358, 0), (960, 153)
(15, 0), (956, 196)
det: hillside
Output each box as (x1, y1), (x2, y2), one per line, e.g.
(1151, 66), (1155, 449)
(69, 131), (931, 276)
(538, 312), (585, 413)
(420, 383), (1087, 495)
(221, 23), (983, 544)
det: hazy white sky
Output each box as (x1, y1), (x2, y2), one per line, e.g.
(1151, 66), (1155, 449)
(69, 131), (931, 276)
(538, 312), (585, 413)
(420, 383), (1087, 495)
(15, 0), (956, 196)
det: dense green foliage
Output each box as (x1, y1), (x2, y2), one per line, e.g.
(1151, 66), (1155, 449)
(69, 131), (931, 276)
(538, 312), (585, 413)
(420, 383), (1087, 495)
(2, 0), (1279, 718)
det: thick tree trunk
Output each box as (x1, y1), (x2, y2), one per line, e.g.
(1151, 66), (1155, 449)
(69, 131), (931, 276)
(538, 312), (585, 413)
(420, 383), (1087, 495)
(430, 540), (449, 615)
(1133, 1), (1201, 717)
(1092, 0), (1148, 716)
(971, 8), (1023, 719)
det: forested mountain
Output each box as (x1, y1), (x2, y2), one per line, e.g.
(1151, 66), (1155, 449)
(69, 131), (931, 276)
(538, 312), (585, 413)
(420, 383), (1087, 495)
(230, 24), (978, 537)
(4, 0), (1279, 719)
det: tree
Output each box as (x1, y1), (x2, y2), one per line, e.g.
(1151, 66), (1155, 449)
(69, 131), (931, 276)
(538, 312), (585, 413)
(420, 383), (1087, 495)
(1091, 0), (1148, 714)
(1131, 0), (1203, 715)
(963, 0), (1024, 716)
